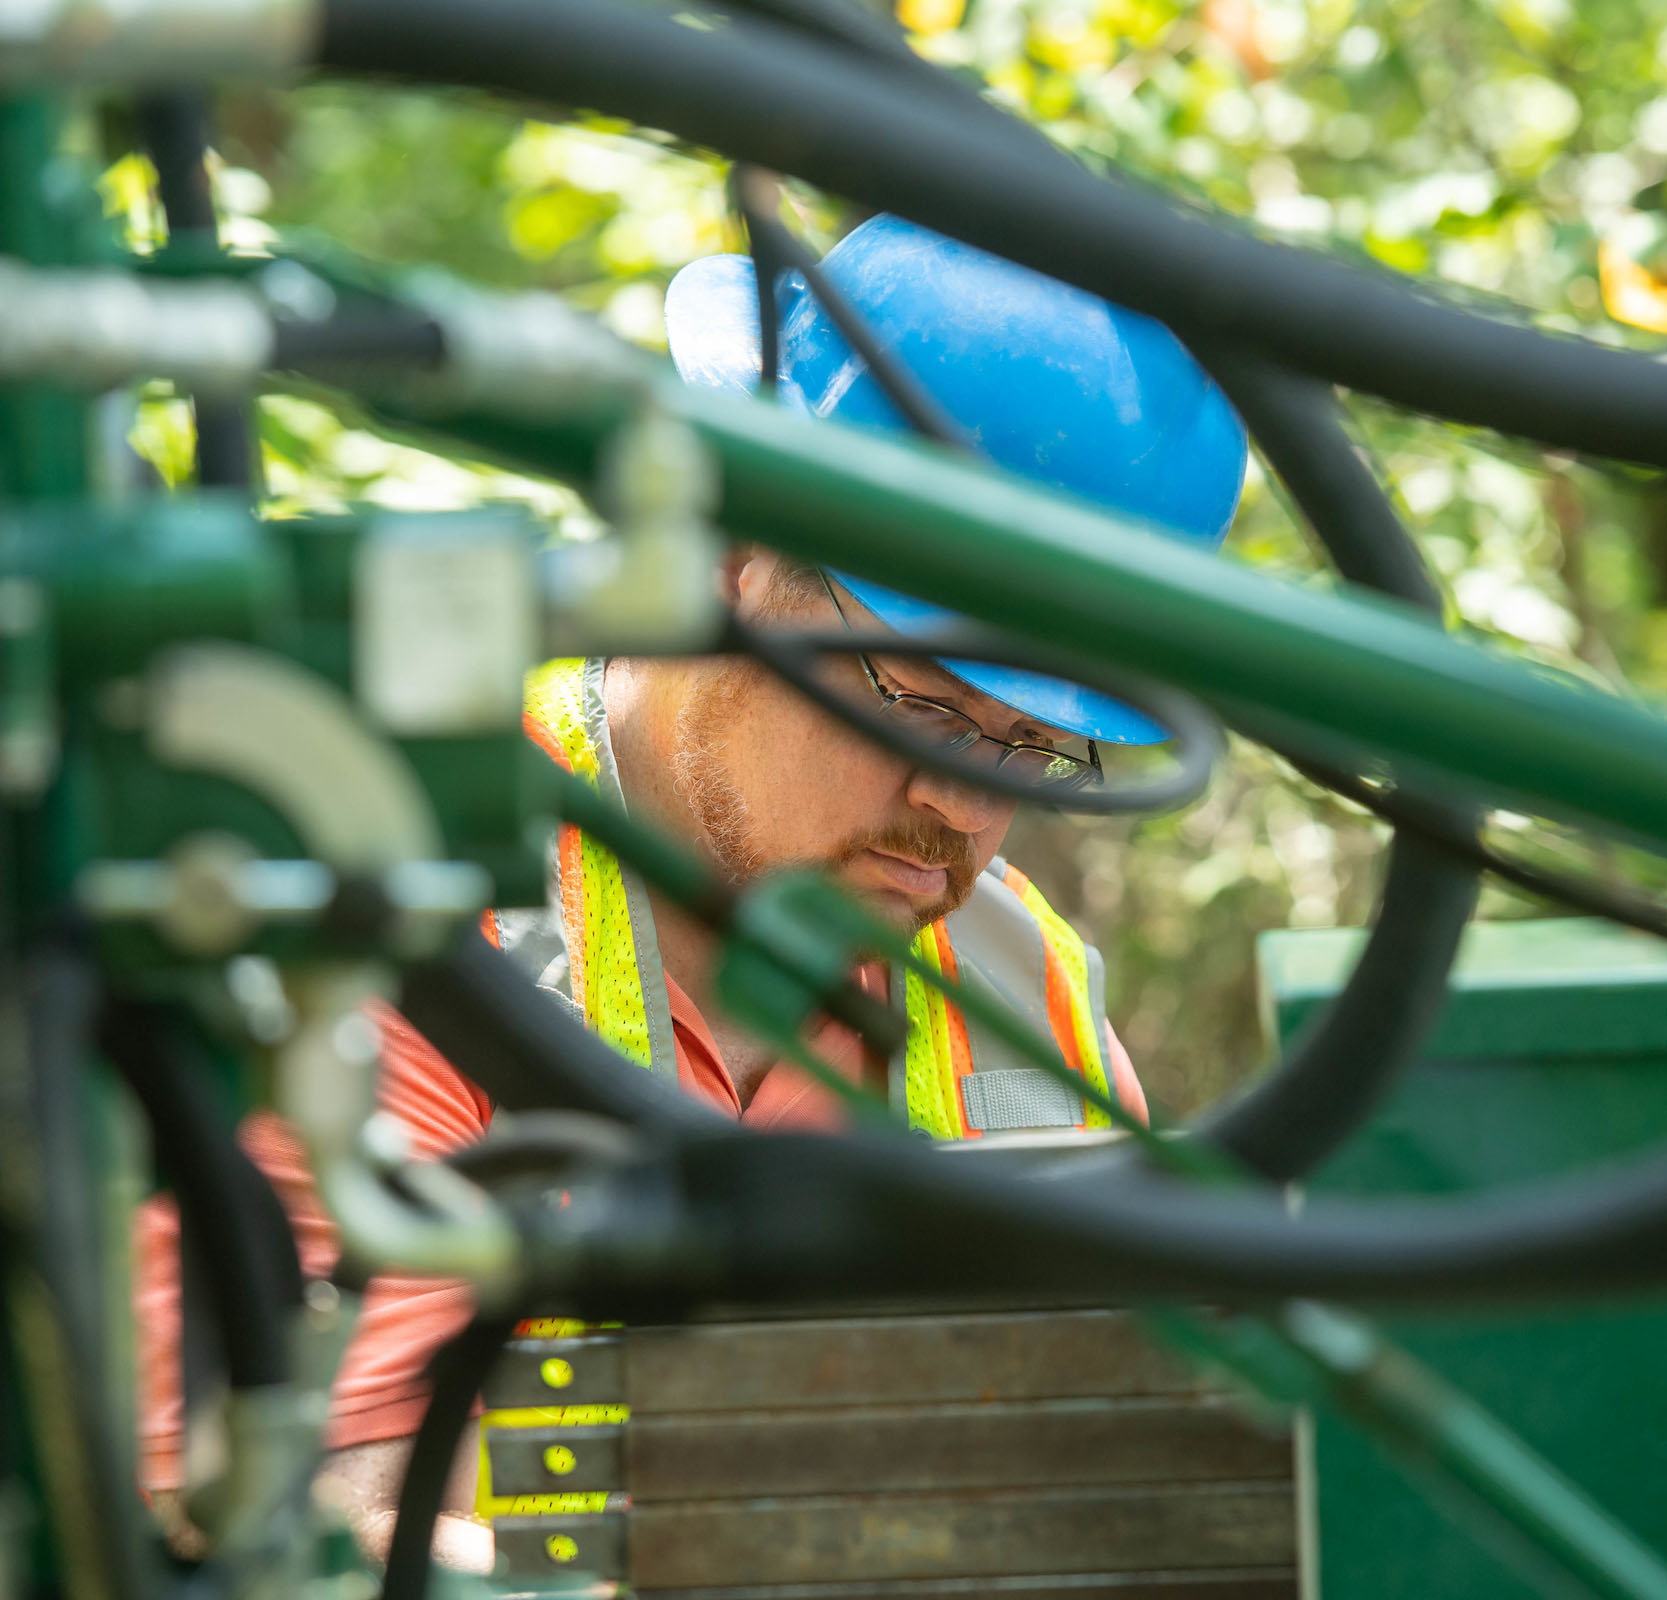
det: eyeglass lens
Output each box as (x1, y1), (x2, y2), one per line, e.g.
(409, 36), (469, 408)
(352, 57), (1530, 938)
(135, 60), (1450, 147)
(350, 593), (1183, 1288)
(880, 691), (1095, 790)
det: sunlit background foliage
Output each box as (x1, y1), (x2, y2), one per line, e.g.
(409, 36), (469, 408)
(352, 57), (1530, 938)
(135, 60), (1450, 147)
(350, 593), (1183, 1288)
(111, 0), (1667, 1114)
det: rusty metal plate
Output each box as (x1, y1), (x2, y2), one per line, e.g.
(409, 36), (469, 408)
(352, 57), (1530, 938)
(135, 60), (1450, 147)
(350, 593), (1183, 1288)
(491, 1511), (627, 1580)
(482, 1336), (624, 1409)
(625, 1310), (1197, 1413)
(485, 1424), (627, 1496)
(626, 1481), (1296, 1588)
(624, 1397), (1289, 1501)
(636, 1571), (1298, 1599)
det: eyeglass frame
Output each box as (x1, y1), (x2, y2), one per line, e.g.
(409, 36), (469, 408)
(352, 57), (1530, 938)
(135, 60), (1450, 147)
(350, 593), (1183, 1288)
(816, 571), (1105, 793)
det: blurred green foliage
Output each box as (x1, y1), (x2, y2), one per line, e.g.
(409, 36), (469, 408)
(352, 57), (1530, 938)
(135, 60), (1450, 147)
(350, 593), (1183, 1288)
(115, 0), (1667, 1112)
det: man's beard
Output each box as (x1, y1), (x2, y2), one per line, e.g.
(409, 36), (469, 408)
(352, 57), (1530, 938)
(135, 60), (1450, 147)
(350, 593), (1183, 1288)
(670, 660), (979, 933)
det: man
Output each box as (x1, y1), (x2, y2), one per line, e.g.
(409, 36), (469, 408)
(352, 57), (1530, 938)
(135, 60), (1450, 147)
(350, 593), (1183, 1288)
(136, 215), (1246, 1564)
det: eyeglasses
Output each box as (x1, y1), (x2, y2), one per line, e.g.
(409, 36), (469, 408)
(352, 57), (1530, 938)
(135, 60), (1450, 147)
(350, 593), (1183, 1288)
(818, 572), (1104, 793)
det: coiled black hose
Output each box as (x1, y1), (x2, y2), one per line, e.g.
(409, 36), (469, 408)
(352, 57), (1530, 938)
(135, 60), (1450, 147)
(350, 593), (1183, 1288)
(317, 0), (1667, 464)
(733, 165), (1474, 1176)
(1186, 357), (1478, 1178)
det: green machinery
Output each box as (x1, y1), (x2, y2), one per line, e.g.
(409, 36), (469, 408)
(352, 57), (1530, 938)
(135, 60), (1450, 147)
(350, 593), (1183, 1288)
(11, 4), (1667, 1600)
(1265, 918), (1667, 1599)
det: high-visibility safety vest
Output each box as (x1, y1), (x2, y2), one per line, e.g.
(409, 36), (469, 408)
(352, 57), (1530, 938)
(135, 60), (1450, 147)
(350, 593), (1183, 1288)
(490, 657), (1115, 1137)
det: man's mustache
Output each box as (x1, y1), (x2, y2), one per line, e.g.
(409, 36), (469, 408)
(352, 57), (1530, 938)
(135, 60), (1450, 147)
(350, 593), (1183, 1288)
(835, 818), (978, 898)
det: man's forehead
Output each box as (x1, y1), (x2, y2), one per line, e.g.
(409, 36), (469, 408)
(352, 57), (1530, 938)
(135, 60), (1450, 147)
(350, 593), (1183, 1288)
(897, 652), (972, 698)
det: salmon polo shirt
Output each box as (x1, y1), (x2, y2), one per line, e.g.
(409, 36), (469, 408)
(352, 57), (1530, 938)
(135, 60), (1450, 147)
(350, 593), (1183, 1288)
(135, 963), (1144, 1489)
(135, 963), (897, 1488)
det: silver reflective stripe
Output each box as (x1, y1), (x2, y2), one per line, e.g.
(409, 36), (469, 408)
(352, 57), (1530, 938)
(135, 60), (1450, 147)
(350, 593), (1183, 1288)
(941, 859), (1051, 1079)
(961, 1067), (1084, 1132)
(1084, 937), (1110, 1049)
(493, 904), (571, 996)
(581, 658), (679, 1084)
(943, 859), (1096, 1131)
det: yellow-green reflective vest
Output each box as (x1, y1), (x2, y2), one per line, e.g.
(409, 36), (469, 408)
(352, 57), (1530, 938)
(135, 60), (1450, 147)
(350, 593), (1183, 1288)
(491, 657), (1114, 1138)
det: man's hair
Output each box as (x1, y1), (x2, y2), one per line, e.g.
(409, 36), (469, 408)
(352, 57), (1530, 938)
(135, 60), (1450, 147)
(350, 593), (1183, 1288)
(755, 558), (825, 620)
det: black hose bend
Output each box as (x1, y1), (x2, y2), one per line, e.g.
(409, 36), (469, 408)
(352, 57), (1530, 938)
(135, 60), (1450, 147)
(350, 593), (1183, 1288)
(315, 0), (1667, 464)
(1187, 357), (1479, 1180)
(99, 996), (302, 1389)
(134, 91), (254, 489)
(647, 1126), (1667, 1306)
(397, 930), (721, 1131)
(18, 944), (150, 1600)
(379, 1317), (517, 1600)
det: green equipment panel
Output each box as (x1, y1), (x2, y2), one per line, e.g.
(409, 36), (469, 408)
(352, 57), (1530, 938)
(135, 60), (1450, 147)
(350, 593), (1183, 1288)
(1259, 917), (1667, 1599)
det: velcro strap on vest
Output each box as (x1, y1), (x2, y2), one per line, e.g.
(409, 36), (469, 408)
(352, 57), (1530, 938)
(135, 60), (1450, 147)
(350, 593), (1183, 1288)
(959, 1068), (1084, 1132)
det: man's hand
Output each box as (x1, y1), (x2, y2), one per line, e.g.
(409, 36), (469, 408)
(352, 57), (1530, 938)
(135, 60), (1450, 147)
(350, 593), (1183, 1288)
(312, 1433), (494, 1575)
(147, 1428), (493, 1573)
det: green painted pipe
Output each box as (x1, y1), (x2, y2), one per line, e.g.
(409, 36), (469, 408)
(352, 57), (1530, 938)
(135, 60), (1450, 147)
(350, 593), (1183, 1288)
(414, 381), (1667, 852)
(1, 495), (284, 684)
(0, 96), (92, 502)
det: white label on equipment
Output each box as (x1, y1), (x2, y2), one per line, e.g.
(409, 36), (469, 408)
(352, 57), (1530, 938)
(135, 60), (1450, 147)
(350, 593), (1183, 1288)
(355, 518), (536, 736)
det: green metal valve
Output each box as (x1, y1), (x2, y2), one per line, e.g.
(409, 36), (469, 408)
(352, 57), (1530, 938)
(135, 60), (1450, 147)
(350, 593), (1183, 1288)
(4, 497), (561, 958)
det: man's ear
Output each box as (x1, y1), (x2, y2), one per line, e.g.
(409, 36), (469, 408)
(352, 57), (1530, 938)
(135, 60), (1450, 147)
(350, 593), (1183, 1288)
(726, 545), (777, 613)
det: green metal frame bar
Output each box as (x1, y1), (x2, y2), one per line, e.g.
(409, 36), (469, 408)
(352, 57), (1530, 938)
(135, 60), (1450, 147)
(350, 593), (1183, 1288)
(405, 383), (1667, 853)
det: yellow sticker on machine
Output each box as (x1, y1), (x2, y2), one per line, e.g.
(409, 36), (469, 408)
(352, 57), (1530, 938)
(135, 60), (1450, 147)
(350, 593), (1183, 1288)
(475, 1404), (630, 1520)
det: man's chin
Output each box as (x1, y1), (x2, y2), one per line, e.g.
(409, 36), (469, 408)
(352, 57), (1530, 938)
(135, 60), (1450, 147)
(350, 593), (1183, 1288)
(849, 882), (968, 939)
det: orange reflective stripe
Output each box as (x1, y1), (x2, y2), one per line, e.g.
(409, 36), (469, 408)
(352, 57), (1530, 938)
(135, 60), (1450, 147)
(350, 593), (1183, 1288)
(522, 708), (589, 1019)
(931, 920), (979, 1139)
(558, 824), (587, 1019)
(480, 910), (502, 949)
(1040, 935), (1085, 1077)
(521, 706), (568, 772)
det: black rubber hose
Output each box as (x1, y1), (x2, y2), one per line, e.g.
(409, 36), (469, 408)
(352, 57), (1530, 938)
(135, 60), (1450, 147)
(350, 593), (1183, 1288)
(134, 92), (253, 489)
(309, 0), (1498, 1183)
(721, 0), (918, 67)
(99, 997), (302, 1389)
(1297, 757), (1667, 942)
(1195, 835), (1474, 1180)
(733, 619), (1223, 815)
(398, 929), (721, 1131)
(736, 169), (970, 446)
(20, 944), (149, 1600)
(1187, 357), (1479, 1179)
(742, 178), (781, 395)
(317, 0), (1667, 465)
(602, 1127), (1667, 1306)
(380, 1316), (517, 1600)
(312, 0), (1518, 1183)
(1201, 353), (1443, 610)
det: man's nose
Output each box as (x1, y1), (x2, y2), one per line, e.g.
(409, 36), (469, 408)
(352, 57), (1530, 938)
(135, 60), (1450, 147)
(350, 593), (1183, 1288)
(903, 765), (1007, 835)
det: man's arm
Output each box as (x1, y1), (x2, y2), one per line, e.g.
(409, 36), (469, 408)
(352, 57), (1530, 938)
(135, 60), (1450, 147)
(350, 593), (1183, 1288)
(1105, 1019), (1149, 1127)
(148, 1431), (491, 1571)
(136, 1005), (500, 1566)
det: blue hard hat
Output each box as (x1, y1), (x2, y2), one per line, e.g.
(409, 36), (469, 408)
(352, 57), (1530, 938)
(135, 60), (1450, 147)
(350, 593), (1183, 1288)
(664, 215), (1247, 744)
